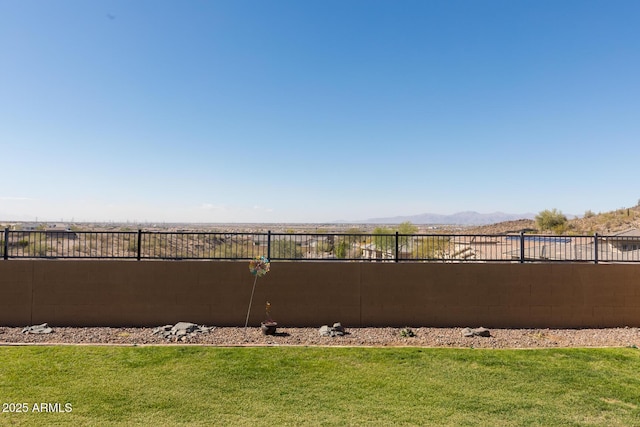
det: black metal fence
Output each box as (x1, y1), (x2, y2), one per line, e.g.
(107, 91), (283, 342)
(1, 228), (639, 263)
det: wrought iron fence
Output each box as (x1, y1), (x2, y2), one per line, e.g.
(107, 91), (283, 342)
(2, 228), (640, 263)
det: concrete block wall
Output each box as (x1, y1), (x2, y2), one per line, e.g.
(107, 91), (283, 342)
(0, 260), (639, 328)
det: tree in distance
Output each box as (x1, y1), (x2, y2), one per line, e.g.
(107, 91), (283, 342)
(271, 239), (303, 259)
(373, 222), (418, 256)
(535, 209), (568, 233)
(373, 226), (395, 254)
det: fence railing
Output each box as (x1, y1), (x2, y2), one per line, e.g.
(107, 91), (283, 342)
(2, 228), (640, 263)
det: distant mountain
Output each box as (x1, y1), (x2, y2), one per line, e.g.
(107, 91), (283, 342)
(360, 211), (536, 226)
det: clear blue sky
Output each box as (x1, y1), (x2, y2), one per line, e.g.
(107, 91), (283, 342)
(2, 1), (639, 223)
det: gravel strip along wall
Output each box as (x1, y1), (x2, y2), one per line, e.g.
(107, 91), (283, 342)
(1, 327), (640, 349)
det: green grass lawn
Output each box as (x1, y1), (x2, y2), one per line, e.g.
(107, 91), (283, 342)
(1, 346), (640, 426)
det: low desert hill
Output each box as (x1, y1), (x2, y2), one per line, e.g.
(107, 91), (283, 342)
(468, 205), (640, 235)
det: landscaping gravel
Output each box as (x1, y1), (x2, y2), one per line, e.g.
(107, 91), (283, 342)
(1, 326), (640, 348)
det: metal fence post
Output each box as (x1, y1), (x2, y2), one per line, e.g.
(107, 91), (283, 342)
(594, 233), (598, 264)
(137, 229), (142, 261)
(267, 230), (271, 260)
(395, 231), (399, 262)
(3, 228), (8, 260)
(519, 231), (525, 263)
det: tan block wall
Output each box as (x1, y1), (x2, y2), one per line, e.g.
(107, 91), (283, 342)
(0, 261), (33, 326)
(0, 260), (639, 327)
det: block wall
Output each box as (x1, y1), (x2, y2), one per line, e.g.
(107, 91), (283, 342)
(1, 260), (638, 327)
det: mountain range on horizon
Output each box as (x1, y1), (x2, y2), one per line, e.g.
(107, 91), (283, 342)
(1, 210), (536, 226)
(354, 211), (537, 225)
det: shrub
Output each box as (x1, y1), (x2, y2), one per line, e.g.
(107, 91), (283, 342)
(535, 209), (567, 232)
(271, 239), (303, 259)
(334, 241), (351, 259)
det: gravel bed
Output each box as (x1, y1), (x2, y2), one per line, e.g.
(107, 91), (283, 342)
(1, 326), (640, 349)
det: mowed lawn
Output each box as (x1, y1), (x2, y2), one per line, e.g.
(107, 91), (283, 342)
(1, 346), (640, 426)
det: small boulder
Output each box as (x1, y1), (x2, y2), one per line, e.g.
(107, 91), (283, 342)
(400, 327), (416, 337)
(153, 322), (214, 339)
(462, 327), (491, 337)
(474, 327), (491, 337)
(332, 323), (345, 336)
(319, 325), (332, 337)
(319, 323), (346, 337)
(173, 322), (198, 334)
(22, 323), (53, 334)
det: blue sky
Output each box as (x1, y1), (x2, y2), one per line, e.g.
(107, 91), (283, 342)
(2, 1), (639, 223)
